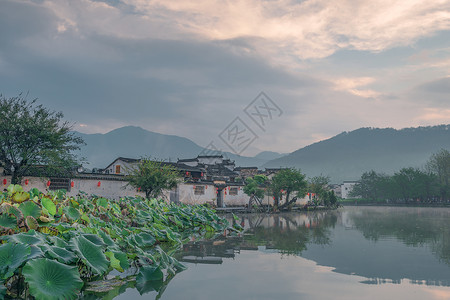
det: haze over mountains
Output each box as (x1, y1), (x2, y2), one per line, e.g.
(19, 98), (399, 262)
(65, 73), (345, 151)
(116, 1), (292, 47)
(264, 125), (450, 182)
(75, 124), (450, 183)
(74, 126), (284, 169)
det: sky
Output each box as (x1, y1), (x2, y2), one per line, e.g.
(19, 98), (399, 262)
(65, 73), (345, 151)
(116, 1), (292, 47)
(1, 0), (449, 156)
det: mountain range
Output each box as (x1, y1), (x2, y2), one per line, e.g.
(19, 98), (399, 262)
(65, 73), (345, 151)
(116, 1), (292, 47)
(263, 125), (450, 182)
(75, 124), (450, 183)
(74, 126), (285, 169)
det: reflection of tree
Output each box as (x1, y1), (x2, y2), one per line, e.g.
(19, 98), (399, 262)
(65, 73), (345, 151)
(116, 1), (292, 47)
(349, 208), (450, 265)
(243, 212), (338, 255)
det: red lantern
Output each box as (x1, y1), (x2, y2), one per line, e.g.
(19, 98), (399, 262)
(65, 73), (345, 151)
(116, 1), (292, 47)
(24, 179), (29, 185)
(2, 179), (7, 185)
(225, 191), (227, 195)
(97, 181), (101, 187)
(71, 181), (74, 188)
(47, 180), (51, 187)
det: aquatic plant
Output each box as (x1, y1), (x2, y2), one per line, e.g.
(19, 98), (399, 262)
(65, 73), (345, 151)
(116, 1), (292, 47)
(0, 185), (234, 299)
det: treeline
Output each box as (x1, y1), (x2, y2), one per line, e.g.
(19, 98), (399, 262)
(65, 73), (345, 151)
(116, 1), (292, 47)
(350, 149), (449, 203)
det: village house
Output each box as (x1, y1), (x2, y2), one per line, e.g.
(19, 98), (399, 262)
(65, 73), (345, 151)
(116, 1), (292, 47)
(0, 156), (313, 207)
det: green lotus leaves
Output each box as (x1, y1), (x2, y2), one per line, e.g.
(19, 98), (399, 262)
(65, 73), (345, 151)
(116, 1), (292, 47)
(7, 184), (23, 196)
(0, 213), (17, 229)
(0, 242), (31, 279)
(23, 258), (83, 300)
(81, 233), (106, 247)
(5, 231), (44, 245)
(45, 245), (77, 264)
(12, 191), (30, 203)
(105, 250), (129, 272)
(0, 185), (233, 299)
(64, 206), (80, 221)
(41, 197), (56, 216)
(71, 235), (109, 275)
(96, 197), (108, 208)
(98, 230), (116, 247)
(26, 216), (39, 230)
(137, 265), (164, 282)
(48, 236), (69, 248)
(19, 201), (42, 218)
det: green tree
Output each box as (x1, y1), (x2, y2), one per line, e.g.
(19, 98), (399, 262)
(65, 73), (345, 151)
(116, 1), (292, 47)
(350, 170), (388, 201)
(243, 175), (267, 199)
(270, 168), (307, 210)
(426, 149), (450, 201)
(0, 93), (84, 184)
(126, 159), (181, 199)
(308, 175), (330, 205)
(243, 175), (268, 209)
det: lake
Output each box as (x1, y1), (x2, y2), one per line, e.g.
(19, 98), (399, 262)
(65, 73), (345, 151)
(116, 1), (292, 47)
(109, 207), (450, 299)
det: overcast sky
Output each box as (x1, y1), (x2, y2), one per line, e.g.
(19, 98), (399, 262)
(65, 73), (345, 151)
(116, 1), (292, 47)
(1, 0), (449, 156)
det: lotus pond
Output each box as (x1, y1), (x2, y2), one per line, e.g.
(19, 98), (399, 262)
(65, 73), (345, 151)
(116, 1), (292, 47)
(0, 185), (239, 299)
(113, 206), (450, 300)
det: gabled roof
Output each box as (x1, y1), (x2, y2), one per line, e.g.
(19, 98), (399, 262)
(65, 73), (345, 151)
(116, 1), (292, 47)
(197, 155), (223, 158)
(104, 157), (140, 169)
(177, 158), (199, 163)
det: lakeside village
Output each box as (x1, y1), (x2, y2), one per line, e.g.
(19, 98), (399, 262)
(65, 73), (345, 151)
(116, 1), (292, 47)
(0, 155), (354, 209)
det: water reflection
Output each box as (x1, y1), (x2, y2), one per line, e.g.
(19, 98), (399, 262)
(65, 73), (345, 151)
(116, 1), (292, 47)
(177, 208), (450, 287)
(101, 207), (450, 299)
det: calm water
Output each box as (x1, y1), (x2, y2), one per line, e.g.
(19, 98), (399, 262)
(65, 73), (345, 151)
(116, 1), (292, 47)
(106, 207), (450, 299)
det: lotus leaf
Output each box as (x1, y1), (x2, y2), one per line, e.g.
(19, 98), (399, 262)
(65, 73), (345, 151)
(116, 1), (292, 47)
(0, 213), (17, 229)
(6, 231), (44, 245)
(81, 233), (106, 247)
(23, 258), (83, 300)
(26, 216), (39, 230)
(19, 201), (42, 218)
(105, 251), (126, 272)
(7, 184), (23, 196)
(41, 198), (56, 216)
(136, 265), (164, 295)
(71, 235), (109, 275)
(64, 206), (80, 221)
(96, 230), (115, 248)
(45, 245), (77, 264)
(97, 198), (108, 208)
(48, 236), (69, 248)
(12, 191), (30, 203)
(0, 242), (31, 279)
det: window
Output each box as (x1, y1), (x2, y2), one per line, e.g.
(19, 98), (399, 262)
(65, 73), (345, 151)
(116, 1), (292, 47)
(49, 178), (71, 191)
(194, 186), (205, 195)
(229, 187), (238, 195)
(115, 165), (121, 174)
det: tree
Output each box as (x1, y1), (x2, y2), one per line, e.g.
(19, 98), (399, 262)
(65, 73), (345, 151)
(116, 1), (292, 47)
(126, 159), (181, 199)
(308, 175), (330, 205)
(243, 175), (267, 209)
(270, 168), (307, 210)
(0, 93), (84, 184)
(243, 175), (267, 199)
(426, 149), (450, 201)
(350, 170), (387, 200)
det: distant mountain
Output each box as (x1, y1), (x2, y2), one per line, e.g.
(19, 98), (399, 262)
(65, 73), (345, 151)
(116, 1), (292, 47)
(254, 151), (286, 161)
(74, 126), (282, 168)
(263, 125), (450, 183)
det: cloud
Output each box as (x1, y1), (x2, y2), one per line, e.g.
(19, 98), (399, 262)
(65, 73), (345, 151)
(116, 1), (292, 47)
(0, 0), (449, 155)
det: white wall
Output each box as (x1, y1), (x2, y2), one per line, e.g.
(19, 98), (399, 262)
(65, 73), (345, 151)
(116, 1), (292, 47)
(341, 181), (358, 199)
